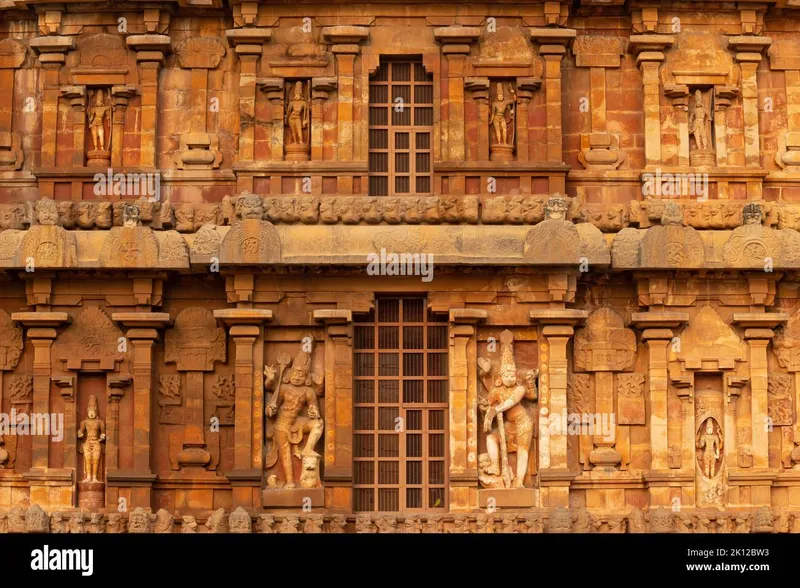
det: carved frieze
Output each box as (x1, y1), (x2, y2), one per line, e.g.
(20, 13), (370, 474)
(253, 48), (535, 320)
(157, 375), (183, 425)
(617, 373), (646, 425)
(768, 374), (793, 427)
(0, 310), (22, 370)
(20, 199), (78, 268)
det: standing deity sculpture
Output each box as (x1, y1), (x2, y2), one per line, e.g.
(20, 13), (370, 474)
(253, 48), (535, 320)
(489, 81), (517, 161)
(478, 330), (538, 488)
(688, 89), (715, 167)
(696, 418), (722, 478)
(264, 334), (324, 489)
(87, 88), (111, 167)
(77, 395), (106, 483)
(284, 81), (311, 161)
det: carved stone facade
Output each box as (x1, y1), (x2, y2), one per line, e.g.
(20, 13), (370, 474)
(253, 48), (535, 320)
(0, 0), (800, 534)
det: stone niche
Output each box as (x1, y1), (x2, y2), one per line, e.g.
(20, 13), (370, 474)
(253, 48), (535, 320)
(660, 32), (739, 169)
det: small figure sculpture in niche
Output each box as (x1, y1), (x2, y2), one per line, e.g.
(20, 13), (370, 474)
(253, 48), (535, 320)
(491, 82), (517, 146)
(77, 395), (106, 483)
(285, 81), (309, 145)
(688, 89), (715, 167)
(689, 90), (710, 151)
(696, 418), (722, 478)
(478, 330), (538, 488)
(88, 88), (110, 152)
(264, 334), (324, 489)
(284, 80), (311, 161)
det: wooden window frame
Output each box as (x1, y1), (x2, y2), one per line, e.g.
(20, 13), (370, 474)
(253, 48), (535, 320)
(353, 297), (448, 514)
(368, 59), (433, 197)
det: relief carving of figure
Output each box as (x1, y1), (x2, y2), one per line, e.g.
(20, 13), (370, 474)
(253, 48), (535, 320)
(490, 82), (517, 147)
(88, 88), (111, 152)
(689, 89), (711, 152)
(478, 330), (538, 488)
(77, 395), (106, 483)
(696, 418), (723, 479)
(264, 334), (324, 489)
(285, 81), (310, 145)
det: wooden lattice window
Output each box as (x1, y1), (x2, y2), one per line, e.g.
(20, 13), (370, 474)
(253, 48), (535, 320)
(353, 297), (448, 513)
(368, 60), (434, 196)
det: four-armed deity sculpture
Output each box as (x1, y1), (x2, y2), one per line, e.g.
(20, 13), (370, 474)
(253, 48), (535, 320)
(489, 82), (517, 161)
(263, 334), (324, 490)
(284, 80), (311, 161)
(696, 418), (722, 479)
(478, 330), (538, 489)
(78, 394), (106, 484)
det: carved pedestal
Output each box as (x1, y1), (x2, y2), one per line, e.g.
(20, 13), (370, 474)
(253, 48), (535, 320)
(285, 143), (310, 162)
(690, 150), (716, 168)
(477, 488), (537, 509)
(87, 149), (111, 167)
(490, 143), (514, 162)
(78, 481), (104, 510)
(262, 487), (324, 508)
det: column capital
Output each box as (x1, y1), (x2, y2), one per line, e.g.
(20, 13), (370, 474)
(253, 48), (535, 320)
(313, 309), (352, 324)
(732, 312), (789, 331)
(529, 27), (577, 52)
(449, 308), (487, 324)
(529, 309), (587, 326)
(12, 311), (70, 330)
(628, 34), (674, 56)
(225, 27), (272, 48)
(112, 312), (172, 332)
(213, 308), (273, 328)
(323, 25), (370, 54)
(630, 311), (689, 330)
(311, 77), (338, 101)
(434, 26), (481, 46)
(126, 34), (171, 65)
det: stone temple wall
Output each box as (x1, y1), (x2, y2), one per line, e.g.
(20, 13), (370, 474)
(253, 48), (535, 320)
(0, 0), (800, 533)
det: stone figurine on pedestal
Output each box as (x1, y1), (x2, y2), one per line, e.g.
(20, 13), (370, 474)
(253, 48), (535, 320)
(478, 330), (538, 489)
(490, 81), (517, 161)
(77, 394), (106, 509)
(263, 334), (324, 492)
(284, 80), (310, 161)
(87, 88), (111, 167)
(689, 89), (715, 168)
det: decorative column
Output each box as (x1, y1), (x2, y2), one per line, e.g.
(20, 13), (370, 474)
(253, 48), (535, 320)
(59, 86), (86, 169)
(0, 38), (26, 171)
(434, 27), (481, 163)
(226, 27), (272, 169)
(732, 313), (788, 507)
(314, 310), (354, 511)
(257, 78), (284, 169)
(728, 37), (771, 168)
(311, 78), (338, 162)
(629, 35), (675, 168)
(515, 78), (541, 164)
(213, 308), (273, 509)
(29, 36), (75, 169)
(664, 85), (690, 167)
(111, 312), (172, 508)
(126, 35), (171, 169)
(530, 28), (577, 165)
(12, 312), (70, 509)
(631, 311), (688, 506)
(448, 309), (486, 511)
(714, 86), (739, 167)
(110, 85), (137, 168)
(464, 78), (489, 162)
(530, 309), (587, 507)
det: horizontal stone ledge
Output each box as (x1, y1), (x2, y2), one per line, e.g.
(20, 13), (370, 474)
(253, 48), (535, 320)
(434, 161), (570, 174)
(232, 161), (369, 174)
